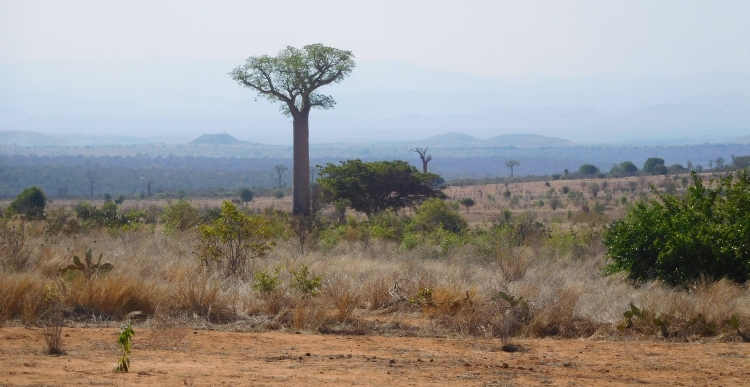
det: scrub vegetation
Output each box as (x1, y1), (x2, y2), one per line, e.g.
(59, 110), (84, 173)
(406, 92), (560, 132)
(1, 167), (749, 343)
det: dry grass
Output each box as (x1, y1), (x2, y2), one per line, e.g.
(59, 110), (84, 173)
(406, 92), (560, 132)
(1, 218), (749, 343)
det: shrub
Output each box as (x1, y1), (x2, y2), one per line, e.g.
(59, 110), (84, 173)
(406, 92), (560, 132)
(289, 264), (322, 296)
(8, 187), (47, 218)
(604, 171), (750, 286)
(410, 198), (467, 234)
(253, 268), (281, 293)
(197, 201), (274, 276)
(162, 199), (201, 235)
(578, 164), (598, 175)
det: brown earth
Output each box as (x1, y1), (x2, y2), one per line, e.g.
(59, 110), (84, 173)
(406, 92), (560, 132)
(2, 327), (748, 386)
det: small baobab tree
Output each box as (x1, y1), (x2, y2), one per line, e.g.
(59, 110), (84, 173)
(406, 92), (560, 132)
(505, 159), (520, 177)
(274, 165), (288, 188)
(85, 171), (97, 198)
(413, 147), (433, 173)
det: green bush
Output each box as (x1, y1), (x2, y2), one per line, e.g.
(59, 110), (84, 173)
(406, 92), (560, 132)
(198, 201), (274, 276)
(409, 198), (467, 234)
(604, 171), (750, 286)
(8, 186), (47, 217)
(253, 267), (281, 293)
(289, 264), (322, 296)
(162, 199), (201, 235)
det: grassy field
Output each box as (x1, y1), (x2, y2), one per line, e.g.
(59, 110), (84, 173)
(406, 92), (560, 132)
(2, 172), (748, 343)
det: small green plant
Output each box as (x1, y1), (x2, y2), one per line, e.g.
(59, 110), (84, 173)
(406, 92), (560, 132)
(617, 303), (647, 331)
(253, 267), (281, 293)
(726, 315), (750, 342)
(114, 323), (135, 372)
(651, 313), (674, 338)
(289, 264), (322, 296)
(409, 287), (434, 306)
(60, 248), (113, 280)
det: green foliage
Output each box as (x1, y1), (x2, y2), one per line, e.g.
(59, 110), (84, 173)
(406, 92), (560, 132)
(8, 186), (47, 217)
(239, 188), (254, 203)
(410, 287), (434, 306)
(114, 195), (125, 205)
(253, 267), (281, 293)
(578, 164), (598, 175)
(732, 155), (750, 169)
(604, 171), (750, 286)
(230, 44), (355, 116)
(272, 190), (284, 199)
(162, 199), (200, 235)
(617, 303), (651, 331)
(458, 198), (475, 212)
(317, 159), (446, 216)
(114, 323), (135, 373)
(289, 264), (322, 296)
(619, 161), (638, 175)
(725, 315), (750, 342)
(198, 201), (274, 276)
(60, 248), (113, 280)
(410, 198), (467, 234)
(643, 157), (667, 175)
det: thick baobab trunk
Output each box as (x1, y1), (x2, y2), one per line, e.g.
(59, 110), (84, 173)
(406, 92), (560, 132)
(292, 114), (311, 216)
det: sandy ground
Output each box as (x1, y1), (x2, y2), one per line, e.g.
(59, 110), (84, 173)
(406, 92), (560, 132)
(1, 327), (748, 386)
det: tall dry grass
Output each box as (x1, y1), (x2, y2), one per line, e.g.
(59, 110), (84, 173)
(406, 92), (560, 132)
(1, 224), (749, 342)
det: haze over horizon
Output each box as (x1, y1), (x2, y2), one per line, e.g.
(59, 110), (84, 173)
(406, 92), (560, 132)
(1, 1), (748, 145)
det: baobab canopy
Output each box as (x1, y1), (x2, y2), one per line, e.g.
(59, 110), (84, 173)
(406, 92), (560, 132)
(229, 44), (355, 118)
(230, 44), (355, 215)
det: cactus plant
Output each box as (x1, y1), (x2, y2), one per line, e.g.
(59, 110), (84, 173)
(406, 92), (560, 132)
(61, 248), (113, 280)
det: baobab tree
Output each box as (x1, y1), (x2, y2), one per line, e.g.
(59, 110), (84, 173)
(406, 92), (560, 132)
(85, 170), (97, 198)
(274, 164), (288, 188)
(505, 159), (520, 177)
(413, 147), (432, 173)
(231, 44), (355, 215)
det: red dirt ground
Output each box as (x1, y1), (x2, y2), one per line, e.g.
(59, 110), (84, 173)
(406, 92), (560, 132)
(1, 327), (748, 386)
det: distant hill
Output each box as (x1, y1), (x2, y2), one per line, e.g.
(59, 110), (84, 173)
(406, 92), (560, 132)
(421, 132), (483, 145)
(189, 133), (246, 145)
(734, 135), (750, 145)
(0, 131), (67, 146)
(486, 134), (574, 147)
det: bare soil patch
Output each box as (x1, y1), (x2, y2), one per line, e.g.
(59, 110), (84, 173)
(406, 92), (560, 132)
(2, 327), (748, 386)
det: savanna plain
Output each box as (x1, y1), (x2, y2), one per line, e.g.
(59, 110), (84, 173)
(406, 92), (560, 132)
(1, 174), (749, 386)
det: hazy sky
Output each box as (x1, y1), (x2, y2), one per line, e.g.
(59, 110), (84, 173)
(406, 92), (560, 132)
(2, 0), (749, 78)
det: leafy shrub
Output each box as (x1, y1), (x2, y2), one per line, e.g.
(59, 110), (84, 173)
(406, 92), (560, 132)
(253, 267), (281, 293)
(410, 198), (467, 234)
(604, 171), (750, 286)
(197, 201), (274, 276)
(162, 199), (201, 235)
(8, 186), (47, 218)
(289, 264), (322, 296)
